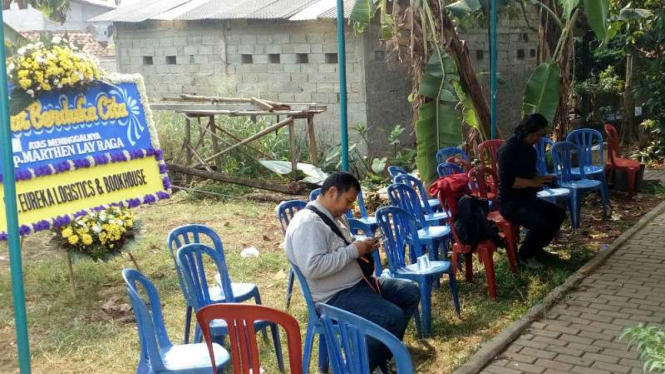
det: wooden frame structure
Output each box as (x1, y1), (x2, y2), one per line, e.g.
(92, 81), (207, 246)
(152, 95), (326, 194)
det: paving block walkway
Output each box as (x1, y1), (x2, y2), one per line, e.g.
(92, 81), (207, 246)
(481, 208), (665, 374)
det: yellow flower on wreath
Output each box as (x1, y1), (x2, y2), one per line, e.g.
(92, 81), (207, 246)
(68, 235), (80, 245)
(81, 234), (93, 246)
(62, 227), (73, 238)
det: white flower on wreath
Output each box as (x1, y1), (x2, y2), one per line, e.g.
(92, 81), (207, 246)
(26, 90), (35, 98)
(92, 225), (102, 234)
(52, 36), (62, 44)
(17, 47), (26, 55)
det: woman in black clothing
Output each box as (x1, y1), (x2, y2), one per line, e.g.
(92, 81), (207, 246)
(497, 114), (567, 269)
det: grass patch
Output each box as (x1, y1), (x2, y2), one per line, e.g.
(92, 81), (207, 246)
(0, 189), (657, 374)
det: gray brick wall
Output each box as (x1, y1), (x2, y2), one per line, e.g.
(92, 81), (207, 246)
(115, 9), (539, 153)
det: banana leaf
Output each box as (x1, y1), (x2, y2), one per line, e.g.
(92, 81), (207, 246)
(416, 101), (462, 184)
(350, 0), (378, 32)
(560, 0), (579, 21)
(583, 0), (610, 45)
(522, 61), (560, 126)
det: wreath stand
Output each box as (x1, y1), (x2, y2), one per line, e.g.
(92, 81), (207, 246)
(65, 251), (141, 296)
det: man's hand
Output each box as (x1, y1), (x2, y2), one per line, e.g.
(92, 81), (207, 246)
(354, 238), (378, 257)
(531, 175), (556, 187)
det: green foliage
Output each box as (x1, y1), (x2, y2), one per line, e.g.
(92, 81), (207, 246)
(522, 61), (561, 126)
(152, 112), (309, 181)
(621, 324), (665, 373)
(632, 119), (664, 164)
(584, 0), (612, 45)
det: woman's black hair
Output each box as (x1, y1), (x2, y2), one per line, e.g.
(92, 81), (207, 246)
(514, 113), (548, 140)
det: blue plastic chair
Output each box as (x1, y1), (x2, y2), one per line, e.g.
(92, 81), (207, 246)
(122, 269), (230, 374)
(386, 183), (451, 262)
(167, 224), (259, 344)
(309, 188), (321, 201)
(566, 129), (610, 207)
(348, 218), (382, 277)
(534, 137), (555, 176)
(376, 206), (460, 337)
(387, 166), (408, 178)
(290, 262), (330, 374)
(176, 243), (285, 372)
(316, 303), (415, 374)
(551, 142), (608, 228)
(355, 189), (378, 232)
(394, 173), (443, 215)
(437, 162), (464, 178)
(275, 200), (308, 310)
(435, 147), (469, 164)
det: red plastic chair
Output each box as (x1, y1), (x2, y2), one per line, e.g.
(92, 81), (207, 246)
(477, 140), (504, 176)
(467, 166), (519, 274)
(446, 156), (473, 172)
(197, 304), (303, 374)
(467, 165), (498, 204)
(436, 181), (499, 300)
(605, 124), (640, 197)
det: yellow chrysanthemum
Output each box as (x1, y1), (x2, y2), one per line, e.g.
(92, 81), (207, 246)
(68, 235), (80, 245)
(81, 234), (93, 246)
(61, 227), (73, 238)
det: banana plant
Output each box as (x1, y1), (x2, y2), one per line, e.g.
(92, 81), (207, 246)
(521, 0), (617, 127)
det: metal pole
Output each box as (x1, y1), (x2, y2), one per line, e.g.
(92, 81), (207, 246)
(336, 0), (349, 171)
(0, 11), (32, 374)
(490, 0), (498, 139)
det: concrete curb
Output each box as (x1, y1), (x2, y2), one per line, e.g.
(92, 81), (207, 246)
(452, 200), (665, 374)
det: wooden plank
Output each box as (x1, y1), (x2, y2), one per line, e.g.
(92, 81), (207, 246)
(212, 125), (270, 159)
(187, 144), (214, 173)
(167, 163), (303, 195)
(288, 121), (297, 181)
(250, 97), (274, 111)
(209, 116), (222, 171)
(306, 115), (319, 166)
(150, 103), (256, 112)
(197, 117), (294, 165)
(174, 109), (324, 116)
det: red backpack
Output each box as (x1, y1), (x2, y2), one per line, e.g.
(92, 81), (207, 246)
(428, 174), (470, 216)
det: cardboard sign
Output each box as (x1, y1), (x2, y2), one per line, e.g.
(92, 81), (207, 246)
(0, 74), (170, 237)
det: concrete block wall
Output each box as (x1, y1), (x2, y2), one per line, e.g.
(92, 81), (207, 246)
(115, 20), (228, 98)
(224, 20), (368, 147)
(463, 7), (541, 136)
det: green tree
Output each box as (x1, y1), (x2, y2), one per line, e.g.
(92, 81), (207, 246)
(2, 0), (70, 23)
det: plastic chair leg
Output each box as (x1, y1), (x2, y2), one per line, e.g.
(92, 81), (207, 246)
(418, 280), (432, 337)
(183, 305), (193, 344)
(285, 269), (294, 309)
(566, 197), (577, 229)
(269, 323), (285, 372)
(302, 323), (315, 374)
(501, 223), (519, 274)
(465, 254), (474, 282)
(598, 184), (609, 219)
(451, 250), (459, 277)
(448, 270), (461, 317)
(413, 305), (423, 338)
(318, 334), (329, 373)
(627, 169), (637, 197)
(570, 190), (581, 229)
(481, 249), (498, 300)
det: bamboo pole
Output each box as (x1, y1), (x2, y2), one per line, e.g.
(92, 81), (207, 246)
(66, 252), (76, 296)
(288, 120), (298, 181)
(209, 116), (222, 171)
(184, 117), (193, 185)
(306, 115), (319, 166)
(197, 117), (294, 165)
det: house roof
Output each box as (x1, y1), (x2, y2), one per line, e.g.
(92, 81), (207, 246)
(90, 0), (354, 22)
(20, 31), (115, 57)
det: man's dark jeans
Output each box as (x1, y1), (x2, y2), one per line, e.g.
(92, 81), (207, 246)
(326, 277), (420, 370)
(500, 198), (566, 260)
